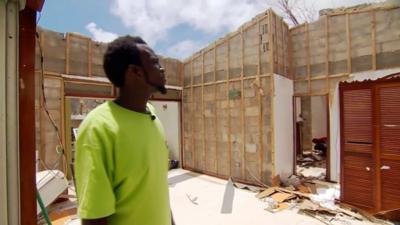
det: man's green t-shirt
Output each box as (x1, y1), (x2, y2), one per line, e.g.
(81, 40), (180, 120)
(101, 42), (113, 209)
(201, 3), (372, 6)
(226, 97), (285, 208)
(75, 101), (171, 225)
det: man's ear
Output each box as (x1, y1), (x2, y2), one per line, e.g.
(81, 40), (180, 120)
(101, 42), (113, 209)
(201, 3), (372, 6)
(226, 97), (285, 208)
(126, 64), (144, 78)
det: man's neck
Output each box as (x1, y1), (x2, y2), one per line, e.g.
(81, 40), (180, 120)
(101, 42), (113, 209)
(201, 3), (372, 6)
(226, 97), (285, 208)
(114, 89), (150, 113)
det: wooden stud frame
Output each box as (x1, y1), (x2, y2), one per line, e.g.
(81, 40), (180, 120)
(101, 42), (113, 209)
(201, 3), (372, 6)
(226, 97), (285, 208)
(305, 22), (311, 94)
(227, 36), (232, 177)
(257, 18), (264, 181)
(181, 11), (273, 183)
(213, 44), (218, 173)
(346, 14), (352, 74)
(268, 9), (276, 178)
(201, 51), (205, 173)
(325, 16), (330, 94)
(240, 27), (245, 178)
(371, 10), (377, 71)
(191, 59), (195, 168)
(292, 7), (399, 96)
(65, 33), (70, 74)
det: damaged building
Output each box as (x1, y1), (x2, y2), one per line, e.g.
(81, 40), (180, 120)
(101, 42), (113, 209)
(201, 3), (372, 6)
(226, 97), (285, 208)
(35, 1), (400, 215)
(1, 0), (400, 224)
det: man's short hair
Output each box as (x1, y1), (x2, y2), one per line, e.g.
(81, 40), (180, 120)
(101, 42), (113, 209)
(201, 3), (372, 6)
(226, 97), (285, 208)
(103, 36), (147, 87)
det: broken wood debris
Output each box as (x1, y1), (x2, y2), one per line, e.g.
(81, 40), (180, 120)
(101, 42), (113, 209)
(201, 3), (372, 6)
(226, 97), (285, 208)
(250, 179), (393, 224)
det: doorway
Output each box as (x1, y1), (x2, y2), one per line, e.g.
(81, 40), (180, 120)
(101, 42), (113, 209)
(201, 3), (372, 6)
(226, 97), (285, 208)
(294, 95), (330, 181)
(149, 100), (181, 167)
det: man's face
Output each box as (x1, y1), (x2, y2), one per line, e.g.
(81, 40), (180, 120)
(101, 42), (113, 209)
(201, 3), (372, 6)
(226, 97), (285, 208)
(137, 44), (167, 94)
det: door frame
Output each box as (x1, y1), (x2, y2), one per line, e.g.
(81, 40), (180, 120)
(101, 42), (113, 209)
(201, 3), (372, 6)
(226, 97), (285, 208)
(292, 94), (331, 181)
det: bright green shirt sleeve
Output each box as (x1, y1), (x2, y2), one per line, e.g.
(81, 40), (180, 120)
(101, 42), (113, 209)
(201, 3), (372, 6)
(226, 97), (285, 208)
(75, 122), (116, 219)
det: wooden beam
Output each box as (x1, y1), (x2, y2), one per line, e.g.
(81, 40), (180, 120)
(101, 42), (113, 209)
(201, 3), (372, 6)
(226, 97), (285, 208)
(201, 51), (206, 172)
(240, 27), (246, 179)
(371, 10), (377, 70)
(227, 37), (232, 177)
(305, 22), (311, 94)
(88, 40), (92, 77)
(180, 85), (185, 168)
(185, 73), (273, 88)
(64, 97), (72, 179)
(257, 18), (264, 181)
(346, 13), (352, 74)
(65, 33), (70, 74)
(325, 15), (330, 93)
(323, 5), (398, 16)
(268, 10), (276, 179)
(269, 9), (274, 76)
(214, 44), (218, 174)
(281, 18), (286, 76)
(191, 59), (195, 168)
(19, 9), (37, 224)
(61, 77), (66, 174)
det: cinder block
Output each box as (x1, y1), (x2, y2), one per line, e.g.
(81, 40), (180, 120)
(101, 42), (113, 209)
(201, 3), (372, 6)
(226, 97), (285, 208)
(245, 143), (257, 153)
(245, 106), (259, 116)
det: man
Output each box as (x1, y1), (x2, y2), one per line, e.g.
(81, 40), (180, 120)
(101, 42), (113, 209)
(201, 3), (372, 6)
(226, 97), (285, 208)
(75, 36), (174, 225)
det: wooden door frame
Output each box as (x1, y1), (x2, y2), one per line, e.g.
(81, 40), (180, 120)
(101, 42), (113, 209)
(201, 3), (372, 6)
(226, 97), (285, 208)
(292, 94), (331, 181)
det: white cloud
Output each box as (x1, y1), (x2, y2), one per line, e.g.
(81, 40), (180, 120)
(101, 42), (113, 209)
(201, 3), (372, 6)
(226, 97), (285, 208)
(164, 40), (206, 60)
(85, 22), (118, 43)
(110, 0), (269, 46)
(110, 0), (384, 46)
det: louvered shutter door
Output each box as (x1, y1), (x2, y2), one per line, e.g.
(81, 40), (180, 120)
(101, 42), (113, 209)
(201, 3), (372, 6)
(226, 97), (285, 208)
(378, 85), (400, 210)
(342, 88), (374, 209)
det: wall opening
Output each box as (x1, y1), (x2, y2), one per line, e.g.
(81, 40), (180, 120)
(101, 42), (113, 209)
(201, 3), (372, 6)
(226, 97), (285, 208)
(294, 95), (330, 181)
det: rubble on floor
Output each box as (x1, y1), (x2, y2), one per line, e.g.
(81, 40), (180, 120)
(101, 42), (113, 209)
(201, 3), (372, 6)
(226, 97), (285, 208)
(252, 177), (395, 225)
(297, 166), (326, 180)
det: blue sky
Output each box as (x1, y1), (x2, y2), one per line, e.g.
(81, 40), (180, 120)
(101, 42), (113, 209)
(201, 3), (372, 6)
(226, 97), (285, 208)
(38, 0), (382, 60)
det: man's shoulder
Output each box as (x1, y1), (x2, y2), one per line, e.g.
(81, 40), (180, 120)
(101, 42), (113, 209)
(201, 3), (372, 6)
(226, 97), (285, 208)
(79, 102), (113, 130)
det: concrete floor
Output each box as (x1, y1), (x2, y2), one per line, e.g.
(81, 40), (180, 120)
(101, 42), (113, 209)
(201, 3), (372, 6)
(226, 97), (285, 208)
(168, 169), (380, 225)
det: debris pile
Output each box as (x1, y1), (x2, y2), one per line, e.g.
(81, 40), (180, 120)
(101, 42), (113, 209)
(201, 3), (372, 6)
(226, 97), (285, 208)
(253, 178), (394, 225)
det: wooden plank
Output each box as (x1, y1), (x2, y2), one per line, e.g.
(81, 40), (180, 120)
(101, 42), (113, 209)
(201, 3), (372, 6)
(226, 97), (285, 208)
(305, 22), (311, 94)
(273, 11), (278, 74)
(256, 187), (276, 199)
(371, 10), (377, 70)
(227, 35), (232, 177)
(268, 9), (276, 179)
(324, 5), (399, 16)
(214, 44), (218, 173)
(240, 27), (246, 178)
(201, 51), (206, 172)
(191, 60), (195, 168)
(88, 40), (92, 77)
(181, 87), (185, 168)
(64, 98), (72, 179)
(61, 77), (66, 173)
(65, 33), (70, 74)
(269, 9), (274, 75)
(346, 14), (352, 73)
(257, 18), (264, 181)
(39, 30), (45, 71)
(325, 16), (330, 93)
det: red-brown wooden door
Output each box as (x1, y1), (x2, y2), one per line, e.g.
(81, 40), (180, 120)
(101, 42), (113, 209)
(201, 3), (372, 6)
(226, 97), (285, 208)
(377, 83), (400, 210)
(341, 88), (375, 209)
